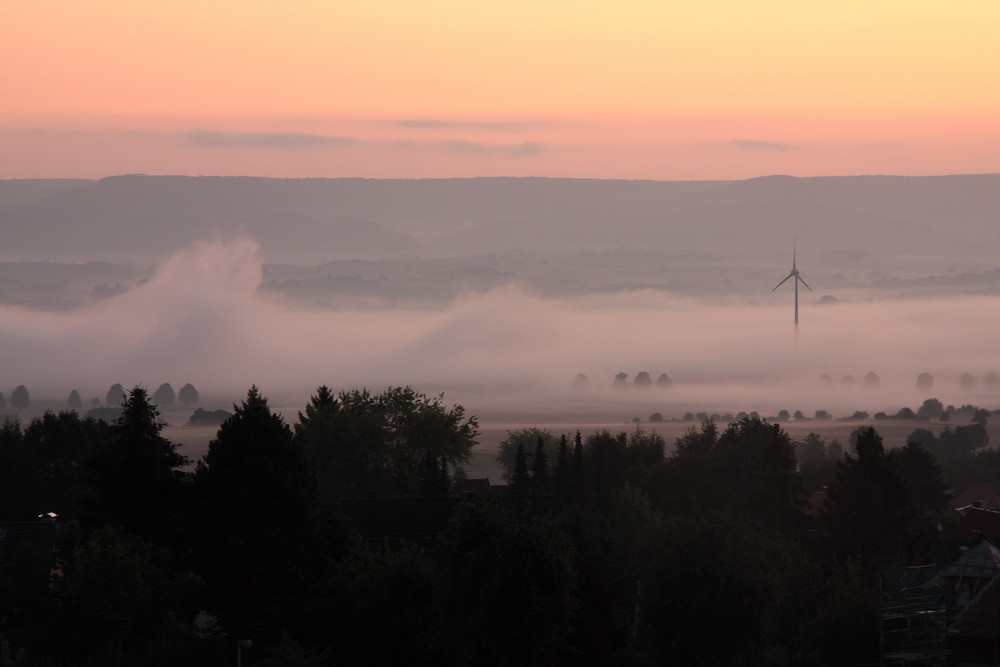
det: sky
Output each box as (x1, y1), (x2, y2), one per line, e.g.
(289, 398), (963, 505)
(3, 1), (999, 180)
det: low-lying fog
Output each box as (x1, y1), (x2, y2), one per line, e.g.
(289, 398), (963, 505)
(2, 238), (998, 428)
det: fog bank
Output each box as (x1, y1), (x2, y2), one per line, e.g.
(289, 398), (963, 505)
(1, 239), (998, 420)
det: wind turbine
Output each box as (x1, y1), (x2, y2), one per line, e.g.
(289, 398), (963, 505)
(772, 239), (812, 326)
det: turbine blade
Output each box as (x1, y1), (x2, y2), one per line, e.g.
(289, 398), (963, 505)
(772, 273), (793, 291)
(797, 275), (813, 291)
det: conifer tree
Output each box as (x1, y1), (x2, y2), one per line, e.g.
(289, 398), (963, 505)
(531, 434), (549, 489)
(554, 434), (570, 497)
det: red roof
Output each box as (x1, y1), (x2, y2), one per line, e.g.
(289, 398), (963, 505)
(952, 507), (1000, 540)
(952, 483), (1000, 512)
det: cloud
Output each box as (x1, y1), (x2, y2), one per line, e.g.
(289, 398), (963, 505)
(393, 119), (541, 132)
(442, 140), (544, 158)
(184, 129), (356, 149)
(728, 139), (798, 152)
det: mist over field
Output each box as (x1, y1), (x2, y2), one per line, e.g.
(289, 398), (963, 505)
(2, 234), (998, 427)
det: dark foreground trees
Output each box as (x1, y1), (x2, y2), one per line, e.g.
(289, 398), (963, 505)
(296, 385), (479, 500)
(2, 385), (963, 666)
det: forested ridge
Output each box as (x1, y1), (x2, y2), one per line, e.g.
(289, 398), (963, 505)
(0, 384), (992, 665)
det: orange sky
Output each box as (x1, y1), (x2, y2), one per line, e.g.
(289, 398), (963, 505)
(2, 1), (998, 179)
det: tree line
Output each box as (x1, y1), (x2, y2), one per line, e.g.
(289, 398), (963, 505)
(0, 383), (990, 665)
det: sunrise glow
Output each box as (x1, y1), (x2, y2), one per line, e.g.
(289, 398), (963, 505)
(3, 0), (998, 179)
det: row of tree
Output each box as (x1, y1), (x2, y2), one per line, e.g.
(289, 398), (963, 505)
(0, 382), (991, 665)
(0, 383), (200, 412)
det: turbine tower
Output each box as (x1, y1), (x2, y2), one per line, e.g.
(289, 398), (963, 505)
(772, 239), (812, 326)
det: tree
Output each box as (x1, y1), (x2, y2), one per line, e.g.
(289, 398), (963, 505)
(152, 383), (175, 406)
(896, 441), (952, 515)
(862, 372), (880, 389)
(66, 389), (82, 409)
(674, 419), (717, 458)
(798, 433), (827, 467)
(195, 386), (315, 643)
(531, 434), (549, 489)
(554, 434), (571, 497)
(633, 371), (652, 388)
(496, 427), (556, 480)
(820, 427), (916, 566)
(297, 385), (478, 499)
(916, 372), (934, 391)
(716, 416), (806, 533)
(613, 372), (628, 388)
(655, 373), (672, 388)
(916, 398), (944, 421)
(430, 503), (576, 666)
(0, 392), (5, 409)
(960, 372), (977, 390)
(571, 373), (589, 390)
(10, 386), (29, 410)
(89, 386), (188, 540)
(777, 409), (790, 421)
(178, 382), (200, 406)
(512, 442), (531, 492)
(106, 383), (125, 406)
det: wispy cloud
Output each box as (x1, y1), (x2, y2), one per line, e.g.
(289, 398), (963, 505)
(394, 119), (542, 132)
(184, 130), (356, 149)
(442, 140), (544, 158)
(729, 139), (798, 152)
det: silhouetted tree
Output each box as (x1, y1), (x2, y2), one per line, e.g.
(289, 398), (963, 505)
(916, 372), (934, 391)
(66, 389), (82, 409)
(571, 373), (589, 390)
(106, 383), (125, 406)
(89, 386), (188, 540)
(531, 434), (549, 489)
(717, 416), (806, 533)
(862, 372), (880, 389)
(633, 371), (652, 388)
(798, 433), (826, 467)
(985, 372), (1000, 389)
(152, 383), (175, 406)
(818, 373), (833, 386)
(649, 412), (663, 422)
(178, 382), (200, 406)
(815, 409), (832, 420)
(496, 427), (555, 479)
(10, 385), (29, 410)
(896, 441), (952, 515)
(0, 392), (5, 409)
(655, 373), (672, 388)
(841, 375), (855, 387)
(777, 409), (790, 421)
(554, 434), (570, 496)
(512, 442), (531, 492)
(194, 386), (315, 644)
(431, 503), (576, 666)
(297, 385), (478, 499)
(960, 372), (977, 389)
(571, 430), (584, 500)
(613, 372), (628, 388)
(674, 419), (718, 458)
(820, 427), (916, 566)
(916, 397), (944, 420)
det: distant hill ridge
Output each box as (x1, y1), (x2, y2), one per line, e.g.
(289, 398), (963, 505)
(1, 174), (998, 264)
